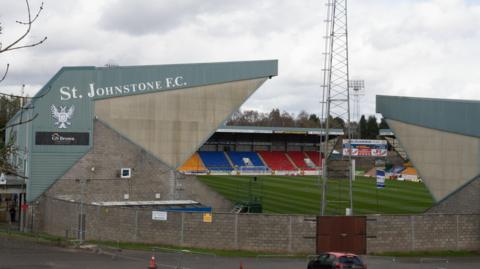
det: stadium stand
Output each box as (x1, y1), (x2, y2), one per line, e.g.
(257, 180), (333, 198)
(178, 153), (208, 173)
(227, 151), (265, 167)
(287, 151), (316, 170)
(305, 151), (323, 167)
(392, 166), (405, 173)
(258, 151), (296, 171)
(401, 167), (420, 181)
(179, 150), (324, 174)
(198, 151), (233, 171)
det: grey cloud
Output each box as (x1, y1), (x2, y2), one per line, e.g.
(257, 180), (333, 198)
(98, 0), (320, 37)
(4, 0), (480, 119)
(98, 0), (242, 35)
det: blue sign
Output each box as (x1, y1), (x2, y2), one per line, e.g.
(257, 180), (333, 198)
(376, 170), (385, 189)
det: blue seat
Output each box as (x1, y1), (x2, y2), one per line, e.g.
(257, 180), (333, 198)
(227, 151), (265, 167)
(392, 166), (405, 173)
(198, 151), (233, 171)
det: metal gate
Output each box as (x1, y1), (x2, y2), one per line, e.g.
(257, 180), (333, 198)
(316, 216), (366, 254)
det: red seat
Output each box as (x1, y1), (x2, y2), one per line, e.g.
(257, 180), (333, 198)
(258, 151), (296, 171)
(287, 151), (316, 170)
(306, 151), (323, 167)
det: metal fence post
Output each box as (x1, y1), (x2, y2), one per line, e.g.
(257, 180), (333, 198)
(234, 214), (239, 249)
(410, 215), (415, 251)
(180, 212), (185, 245)
(456, 214), (460, 250)
(288, 216), (293, 253)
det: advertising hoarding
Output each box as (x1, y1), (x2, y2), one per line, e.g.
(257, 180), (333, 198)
(342, 139), (387, 157)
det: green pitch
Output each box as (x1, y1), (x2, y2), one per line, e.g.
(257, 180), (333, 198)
(198, 175), (434, 215)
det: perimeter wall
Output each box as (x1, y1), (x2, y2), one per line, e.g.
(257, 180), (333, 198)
(29, 197), (480, 254)
(36, 197), (317, 253)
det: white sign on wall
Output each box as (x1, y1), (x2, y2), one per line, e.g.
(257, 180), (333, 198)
(51, 104), (75, 129)
(59, 76), (188, 101)
(152, 211), (168, 221)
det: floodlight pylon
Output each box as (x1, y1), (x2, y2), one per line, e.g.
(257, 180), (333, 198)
(320, 0), (354, 216)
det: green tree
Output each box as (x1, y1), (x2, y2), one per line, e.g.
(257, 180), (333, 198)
(379, 117), (389, 129)
(359, 115), (367, 138)
(329, 116), (345, 129)
(0, 95), (22, 142)
(308, 113), (320, 126)
(366, 115), (379, 139)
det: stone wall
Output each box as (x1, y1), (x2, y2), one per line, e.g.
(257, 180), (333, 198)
(366, 214), (480, 253)
(34, 197), (480, 254)
(427, 177), (480, 214)
(45, 120), (232, 211)
(37, 197), (317, 253)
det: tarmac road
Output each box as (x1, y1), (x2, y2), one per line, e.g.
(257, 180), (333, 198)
(1, 235), (479, 269)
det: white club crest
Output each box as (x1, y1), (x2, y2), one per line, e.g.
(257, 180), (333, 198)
(51, 104), (75, 129)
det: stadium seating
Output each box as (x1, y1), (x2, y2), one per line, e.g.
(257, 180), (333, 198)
(195, 150), (324, 172)
(305, 151), (323, 167)
(198, 151), (233, 171)
(287, 151), (317, 170)
(392, 166), (405, 173)
(178, 153), (208, 172)
(227, 151), (265, 167)
(258, 151), (296, 171)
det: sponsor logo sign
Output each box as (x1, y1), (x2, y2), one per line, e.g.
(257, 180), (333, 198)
(342, 139), (388, 157)
(35, 132), (89, 145)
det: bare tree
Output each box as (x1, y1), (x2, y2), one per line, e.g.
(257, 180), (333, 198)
(0, 0), (46, 176)
(1, 0), (47, 82)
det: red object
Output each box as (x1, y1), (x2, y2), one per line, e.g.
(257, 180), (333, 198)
(287, 151), (316, 170)
(240, 261), (243, 269)
(21, 204), (29, 211)
(258, 151), (295, 171)
(305, 151), (323, 167)
(148, 255), (157, 269)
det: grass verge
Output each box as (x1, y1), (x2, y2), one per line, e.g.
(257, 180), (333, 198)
(2, 228), (478, 258)
(88, 239), (307, 258)
(0, 226), (68, 247)
(0, 227), (306, 258)
(375, 250), (480, 257)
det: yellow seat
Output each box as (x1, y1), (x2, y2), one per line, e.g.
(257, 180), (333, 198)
(178, 153), (208, 172)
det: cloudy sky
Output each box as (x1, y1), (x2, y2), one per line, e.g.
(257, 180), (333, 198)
(1, 0), (480, 119)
